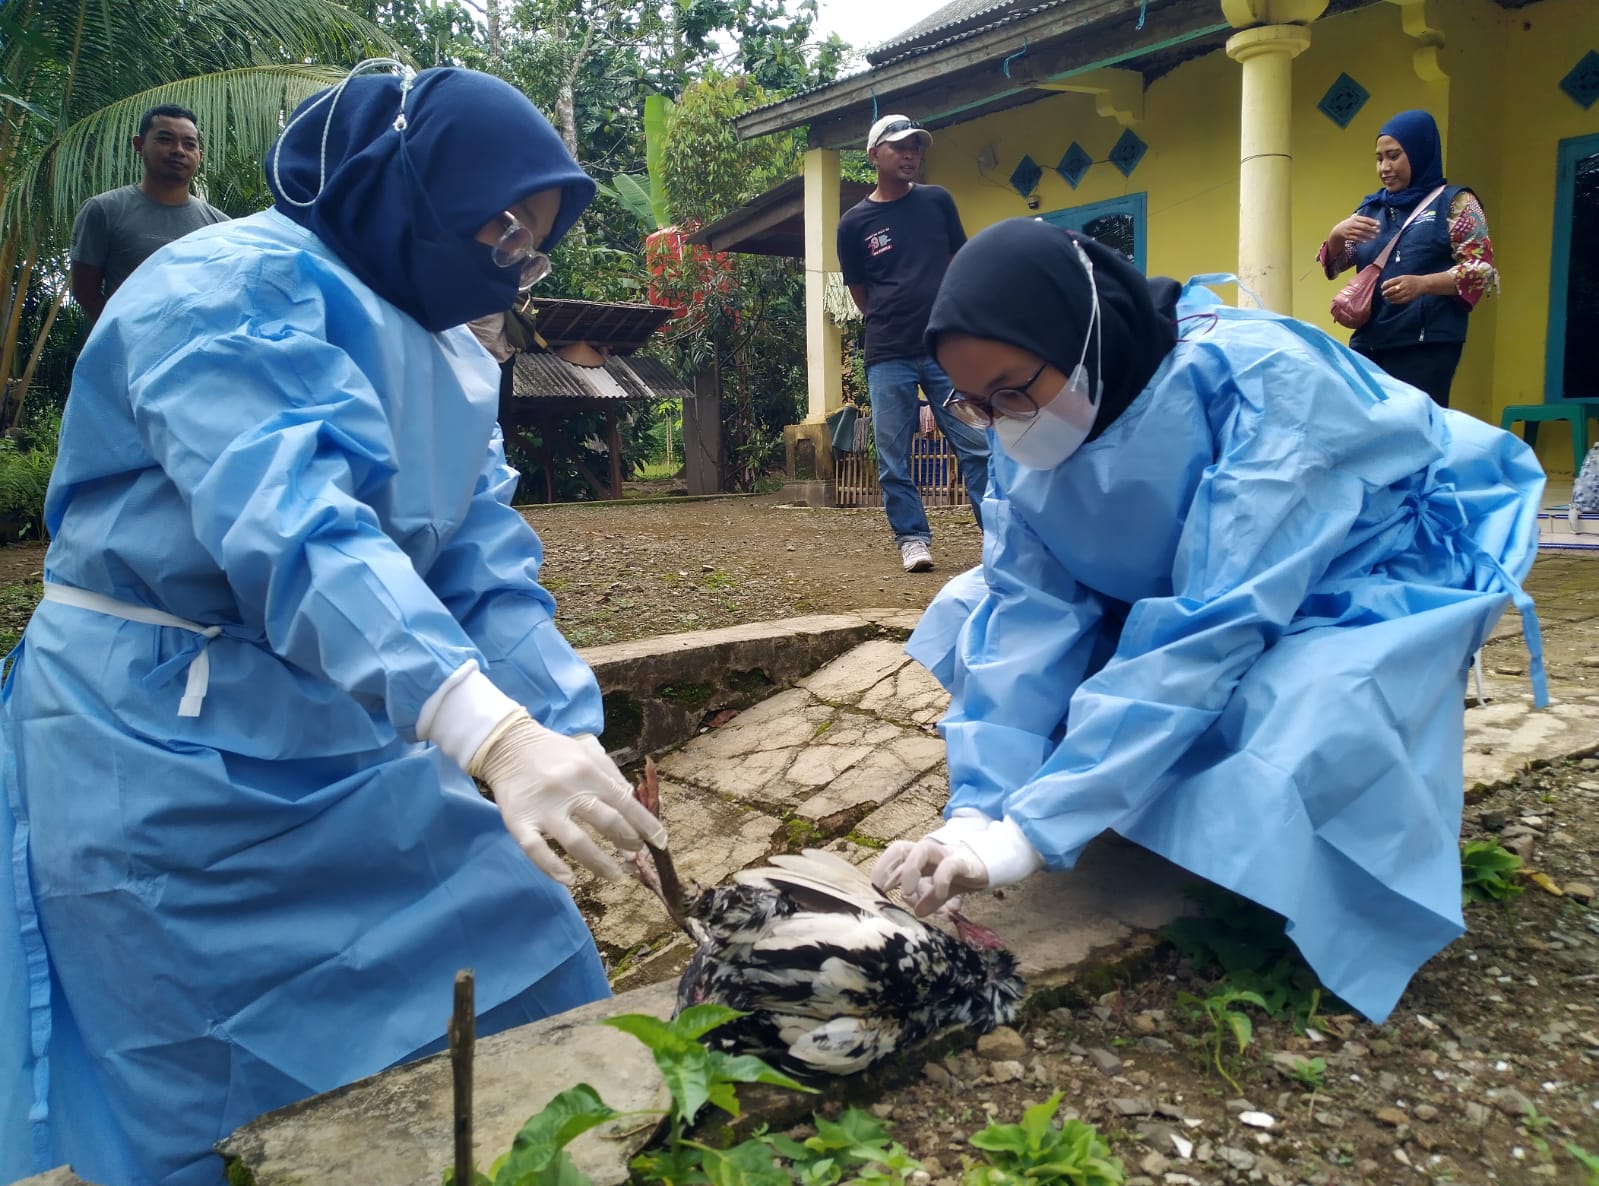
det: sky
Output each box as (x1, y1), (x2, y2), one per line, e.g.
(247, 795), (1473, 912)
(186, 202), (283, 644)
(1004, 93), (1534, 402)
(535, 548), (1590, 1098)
(810, 0), (950, 58)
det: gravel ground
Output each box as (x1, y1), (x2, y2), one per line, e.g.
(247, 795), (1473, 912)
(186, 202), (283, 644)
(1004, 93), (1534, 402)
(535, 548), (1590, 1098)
(827, 755), (1599, 1186)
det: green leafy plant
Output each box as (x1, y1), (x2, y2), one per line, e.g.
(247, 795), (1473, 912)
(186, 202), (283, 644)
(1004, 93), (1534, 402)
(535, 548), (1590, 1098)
(1461, 838), (1525, 904)
(1162, 885), (1334, 1029)
(1283, 1054), (1326, 1092)
(762, 1109), (925, 1186)
(1564, 1142), (1599, 1185)
(446, 1006), (1135, 1186)
(444, 1004), (810, 1186)
(960, 1092), (1124, 1186)
(1177, 988), (1268, 1093)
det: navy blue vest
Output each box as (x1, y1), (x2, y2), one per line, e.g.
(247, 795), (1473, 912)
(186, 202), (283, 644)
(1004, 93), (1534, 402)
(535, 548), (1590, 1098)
(1349, 184), (1469, 352)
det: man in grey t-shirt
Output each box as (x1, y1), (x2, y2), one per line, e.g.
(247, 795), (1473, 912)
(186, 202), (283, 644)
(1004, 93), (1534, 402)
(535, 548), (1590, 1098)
(70, 104), (229, 326)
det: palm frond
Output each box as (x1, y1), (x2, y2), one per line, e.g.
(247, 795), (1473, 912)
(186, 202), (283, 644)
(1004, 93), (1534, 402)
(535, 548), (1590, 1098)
(2, 64), (349, 242)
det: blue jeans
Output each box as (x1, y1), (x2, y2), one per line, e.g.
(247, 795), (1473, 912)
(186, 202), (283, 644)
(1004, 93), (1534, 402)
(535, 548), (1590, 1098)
(866, 355), (990, 544)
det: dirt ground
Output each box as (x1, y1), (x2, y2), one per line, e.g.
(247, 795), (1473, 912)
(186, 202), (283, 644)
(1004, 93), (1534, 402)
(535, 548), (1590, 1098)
(2, 492), (1597, 1184)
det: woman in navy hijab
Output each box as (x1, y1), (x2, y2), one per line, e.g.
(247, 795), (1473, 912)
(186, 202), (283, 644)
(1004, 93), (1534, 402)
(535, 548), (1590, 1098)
(1319, 109), (1499, 407)
(2, 64), (664, 1186)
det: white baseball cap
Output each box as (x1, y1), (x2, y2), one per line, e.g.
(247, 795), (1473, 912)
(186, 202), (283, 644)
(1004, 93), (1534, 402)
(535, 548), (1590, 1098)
(867, 114), (933, 151)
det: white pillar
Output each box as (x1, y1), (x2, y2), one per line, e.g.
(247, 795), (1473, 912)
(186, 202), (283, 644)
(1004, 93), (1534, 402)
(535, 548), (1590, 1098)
(1226, 23), (1312, 312)
(803, 147), (842, 424)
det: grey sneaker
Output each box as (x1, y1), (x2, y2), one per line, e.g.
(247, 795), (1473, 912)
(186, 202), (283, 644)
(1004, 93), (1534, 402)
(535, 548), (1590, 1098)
(900, 540), (934, 573)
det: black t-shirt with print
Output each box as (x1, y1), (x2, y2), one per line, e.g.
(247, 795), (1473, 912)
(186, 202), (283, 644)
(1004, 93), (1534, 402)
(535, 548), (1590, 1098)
(836, 185), (966, 366)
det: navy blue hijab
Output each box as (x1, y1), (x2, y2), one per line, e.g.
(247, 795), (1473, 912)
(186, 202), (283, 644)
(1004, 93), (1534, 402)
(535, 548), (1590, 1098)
(1364, 109), (1446, 211)
(267, 66), (595, 331)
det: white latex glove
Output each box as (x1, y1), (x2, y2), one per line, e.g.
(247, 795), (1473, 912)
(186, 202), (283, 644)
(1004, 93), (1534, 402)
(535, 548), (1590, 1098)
(872, 812), (1044, 917)
(873, 835), (989, 917)
(468, 711), (666, 884)
(417, 660), (666, 884)
(918, 403), (936, 436)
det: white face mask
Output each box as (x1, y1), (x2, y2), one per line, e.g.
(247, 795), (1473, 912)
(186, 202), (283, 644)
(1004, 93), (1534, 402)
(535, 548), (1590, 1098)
(992, 238), (1103, 470)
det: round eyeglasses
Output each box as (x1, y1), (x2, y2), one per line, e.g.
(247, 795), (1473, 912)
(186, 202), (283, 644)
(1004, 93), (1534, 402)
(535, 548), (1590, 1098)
(490, 214), (552, 291)
(943, 360), (1049, 429)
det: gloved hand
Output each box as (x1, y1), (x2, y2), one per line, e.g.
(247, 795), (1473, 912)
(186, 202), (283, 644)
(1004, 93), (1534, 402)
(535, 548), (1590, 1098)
(417, 660), (667, 885)
(468, 710), (666, 884)
(873, 835), (989, 917)
(872, 810), (1045, 917)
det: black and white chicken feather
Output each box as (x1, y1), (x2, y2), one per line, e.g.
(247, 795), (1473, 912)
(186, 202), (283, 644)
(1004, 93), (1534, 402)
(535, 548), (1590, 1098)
(631, 760), (1025, 1078)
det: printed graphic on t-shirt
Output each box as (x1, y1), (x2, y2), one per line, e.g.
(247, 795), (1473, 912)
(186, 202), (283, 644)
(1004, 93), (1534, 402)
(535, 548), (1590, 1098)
(866, 229), (893, 257)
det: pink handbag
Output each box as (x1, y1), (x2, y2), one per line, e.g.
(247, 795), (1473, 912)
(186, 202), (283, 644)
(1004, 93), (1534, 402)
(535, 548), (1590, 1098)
(1329, 186), (1445, 330)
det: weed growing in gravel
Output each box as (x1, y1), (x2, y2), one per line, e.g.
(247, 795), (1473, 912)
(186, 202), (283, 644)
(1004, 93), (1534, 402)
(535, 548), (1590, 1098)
(1282, 1053), (1326, 1092)
(446, 1006), (1126, 1186)
(1176, 987), (1268, 1093)
(1460, 837), (1525, 903)
(1564, 1141), (1599, 1185)
(1162, 885), (1332, 1029)
(962, 1091), (1125, 1186)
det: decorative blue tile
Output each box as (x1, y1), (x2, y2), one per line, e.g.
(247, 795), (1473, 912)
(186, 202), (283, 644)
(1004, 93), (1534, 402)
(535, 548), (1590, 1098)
(1009, 154), (1043, 197)
(1055, 142), (1093, 189)
(1560, 50), (1599, 110)
(1108, 128), (1147, 178)
(1317, 72), (1370, 128)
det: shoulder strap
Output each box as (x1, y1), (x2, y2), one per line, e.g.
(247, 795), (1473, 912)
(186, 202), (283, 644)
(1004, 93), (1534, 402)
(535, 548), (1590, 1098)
(1372, 185), (1447, 269)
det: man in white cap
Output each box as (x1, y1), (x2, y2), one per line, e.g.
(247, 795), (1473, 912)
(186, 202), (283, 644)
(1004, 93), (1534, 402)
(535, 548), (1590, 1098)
(838, 114), (989, 574)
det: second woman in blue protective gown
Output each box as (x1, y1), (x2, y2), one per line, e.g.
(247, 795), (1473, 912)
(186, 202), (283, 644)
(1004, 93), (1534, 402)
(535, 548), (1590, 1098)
(872, 218), (1546, 1025)
(1, 67), (666, 1186)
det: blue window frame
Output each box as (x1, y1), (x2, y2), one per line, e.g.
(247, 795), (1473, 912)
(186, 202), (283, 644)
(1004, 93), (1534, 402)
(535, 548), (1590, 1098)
(1038, 193), (1147, 272)
(1546, 132), (1599, 401)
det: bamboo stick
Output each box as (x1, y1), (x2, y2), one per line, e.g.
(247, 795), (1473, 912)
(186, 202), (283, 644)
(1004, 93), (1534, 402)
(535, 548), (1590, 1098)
(449, 968), (476, 1186)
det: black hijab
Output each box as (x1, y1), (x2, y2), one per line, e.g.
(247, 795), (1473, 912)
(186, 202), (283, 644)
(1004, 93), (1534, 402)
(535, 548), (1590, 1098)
(926, 218), (1179, 443)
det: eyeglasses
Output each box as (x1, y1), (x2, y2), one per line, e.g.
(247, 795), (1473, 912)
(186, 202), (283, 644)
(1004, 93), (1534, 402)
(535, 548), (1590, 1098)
(944, 360), (1049, 429)
(873, 119), (924, 146)
(491, 214), (552, 291)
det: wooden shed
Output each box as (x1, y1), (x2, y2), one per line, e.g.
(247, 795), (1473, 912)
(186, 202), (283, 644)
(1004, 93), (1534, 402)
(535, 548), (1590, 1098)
(496, 298), (694, 503)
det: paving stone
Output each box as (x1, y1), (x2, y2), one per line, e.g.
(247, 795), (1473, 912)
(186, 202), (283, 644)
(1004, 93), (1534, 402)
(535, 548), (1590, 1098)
(857, 658), (951, 728)
(854, 773), (950, 844)
(796, 728), (947, 820)
(799, 639), (916, 704)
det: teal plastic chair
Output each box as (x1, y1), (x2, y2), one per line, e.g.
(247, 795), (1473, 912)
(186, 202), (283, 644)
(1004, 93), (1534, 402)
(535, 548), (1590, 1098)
(1499, 398), (1599, 469)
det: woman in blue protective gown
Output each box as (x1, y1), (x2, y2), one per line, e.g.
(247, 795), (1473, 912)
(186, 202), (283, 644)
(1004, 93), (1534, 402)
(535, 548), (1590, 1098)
(872, 218), (1546, 1025)
(1, 65), (667, 1186)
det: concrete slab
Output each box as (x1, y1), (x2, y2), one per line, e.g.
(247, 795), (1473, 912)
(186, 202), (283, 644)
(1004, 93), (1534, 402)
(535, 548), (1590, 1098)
(219, 984), (676, 1186)
(1463, 687), (1599, 789)
(659, 688), (942, 815)
(956, 838), (1195, 992)
(853, 772), (951, 844)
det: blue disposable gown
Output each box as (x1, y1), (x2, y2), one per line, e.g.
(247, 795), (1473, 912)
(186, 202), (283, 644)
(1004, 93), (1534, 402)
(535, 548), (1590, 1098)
(910, 279), (1545, 1024)
(1, 211), (611, 1185)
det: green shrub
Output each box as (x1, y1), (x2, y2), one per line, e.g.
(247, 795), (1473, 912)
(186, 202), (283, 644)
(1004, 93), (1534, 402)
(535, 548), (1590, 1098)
(0, 409), (60, 540)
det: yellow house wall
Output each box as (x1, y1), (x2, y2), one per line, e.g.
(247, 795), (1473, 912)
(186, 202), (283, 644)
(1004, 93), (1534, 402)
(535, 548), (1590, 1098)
(919, 0), (1598, 466)
(1486, 0), (1599, 470)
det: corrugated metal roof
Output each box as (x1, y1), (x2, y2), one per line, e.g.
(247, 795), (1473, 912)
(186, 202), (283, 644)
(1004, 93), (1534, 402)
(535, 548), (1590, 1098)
(517, 298), (673, 355)
(738, 0), (1084, 120)
(867, 0), (1059, 62)
(508, 351), (693, 403)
